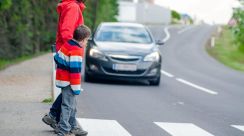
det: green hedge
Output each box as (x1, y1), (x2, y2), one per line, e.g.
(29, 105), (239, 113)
(0, 0), (118, 60)
(0, 0), (58, 59)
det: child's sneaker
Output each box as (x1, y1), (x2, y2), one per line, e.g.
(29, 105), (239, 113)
(57, 133), (63, 136)
(57, 132), (74, 136)
(42, 113), (57, 129)
(70, 127), (88, 136)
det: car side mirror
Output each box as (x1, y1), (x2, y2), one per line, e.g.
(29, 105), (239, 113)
(156, 40), (164, 45)
(88, 31), (96, 43)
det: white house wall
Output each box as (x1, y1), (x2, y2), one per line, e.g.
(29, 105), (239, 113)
(136, 3), (171, 25)
(118, 2), (137, 22)
(118, 1), (171, 25)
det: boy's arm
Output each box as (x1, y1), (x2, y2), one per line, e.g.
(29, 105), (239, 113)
(69, 51), (83, 95)
(54, 47), (69, 67)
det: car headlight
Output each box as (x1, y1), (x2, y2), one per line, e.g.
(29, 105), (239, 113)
(89, 48), (107, 61)
(144, 52), (160, 62)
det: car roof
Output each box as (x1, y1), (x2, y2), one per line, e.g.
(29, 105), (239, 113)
(100, 22), (145, 28)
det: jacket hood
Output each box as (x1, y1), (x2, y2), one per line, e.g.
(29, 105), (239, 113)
(57, 0), (86, 14)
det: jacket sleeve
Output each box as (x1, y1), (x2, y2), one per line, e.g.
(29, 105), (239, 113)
(60, 5), (80, 43)
(69, 52), (83, 95)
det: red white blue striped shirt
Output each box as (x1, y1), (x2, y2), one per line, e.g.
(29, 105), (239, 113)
(54, 39), (83, 95)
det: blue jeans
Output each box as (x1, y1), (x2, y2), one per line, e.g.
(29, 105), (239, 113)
(58, 85), (78, 134)
(50, 93), (62, 122)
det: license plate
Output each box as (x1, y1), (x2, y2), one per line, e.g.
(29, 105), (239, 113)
(113, 64), (137, 71)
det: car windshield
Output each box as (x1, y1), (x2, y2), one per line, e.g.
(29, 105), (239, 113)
(95, 25), (153, 44)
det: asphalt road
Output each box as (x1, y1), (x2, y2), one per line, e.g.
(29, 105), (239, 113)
(76, 24), (244, 136)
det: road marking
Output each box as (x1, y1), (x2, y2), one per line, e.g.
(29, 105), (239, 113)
(178, 26), (196, 34)
(163, 27), (170, 42)
(154, 122), (214, 136)
(76, 118), (132, 136)
(231, 125), (244, 132)
(176, 78), (218, 95)
(161, 70), (174, 77)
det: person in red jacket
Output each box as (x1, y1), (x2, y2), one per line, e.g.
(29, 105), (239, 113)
(56, 0), (86, 51)
(42, 0), (87, 136)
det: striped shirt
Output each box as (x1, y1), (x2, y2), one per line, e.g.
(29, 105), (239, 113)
(54, 39), (84, 95)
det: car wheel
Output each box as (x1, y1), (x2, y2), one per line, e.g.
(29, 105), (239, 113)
(149, 76), (161, 86)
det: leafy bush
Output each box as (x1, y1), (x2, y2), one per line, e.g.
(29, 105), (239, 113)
(171, 10), (181, 20)
(232, 7), (244, 53)
(0, 0), (118, 60)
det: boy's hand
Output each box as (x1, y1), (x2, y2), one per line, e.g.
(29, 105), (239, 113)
(72, 88), (84, 95)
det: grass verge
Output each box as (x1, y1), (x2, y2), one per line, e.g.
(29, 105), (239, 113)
(0, 51), (49, 70)
(42, 97), (53, 104)
(206, 26), (244, 72)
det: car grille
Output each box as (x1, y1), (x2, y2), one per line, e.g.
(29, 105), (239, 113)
(102, 67), (146, 76)
(108, 54), (141, 62)
(110, 57), (139, 62)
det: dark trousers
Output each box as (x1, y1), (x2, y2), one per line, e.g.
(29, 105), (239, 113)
(50, 93), (62, 122)
(50, 46), (62, 122)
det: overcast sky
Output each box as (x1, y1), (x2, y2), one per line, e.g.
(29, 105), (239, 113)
(155, 0), (241, 24)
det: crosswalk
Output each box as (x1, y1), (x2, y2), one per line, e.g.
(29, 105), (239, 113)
(77, 118), (244, 136)
(154, 122), (214, 136)
(231, 125), (244, 132)
(76, 118), (132, 136)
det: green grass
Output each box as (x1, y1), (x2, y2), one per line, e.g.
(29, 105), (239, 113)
(207, 27), (244, 71)
(42, 97), (53, 104)
(0, 51), (49, 70)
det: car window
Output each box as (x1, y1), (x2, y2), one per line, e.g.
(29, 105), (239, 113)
(95, 26), (153, 44)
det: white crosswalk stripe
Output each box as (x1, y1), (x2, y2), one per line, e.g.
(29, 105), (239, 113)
(231, 125), (244, 132)
(76, 118), (132, 136)
(154, 122), (214, 136)
(76, 118), (243, 136)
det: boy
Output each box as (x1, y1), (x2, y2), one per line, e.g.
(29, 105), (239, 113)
(42, 0), (86, 130)
(54, 25), (90, 136)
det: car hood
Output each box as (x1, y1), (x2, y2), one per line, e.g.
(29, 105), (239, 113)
(94, 41), (156, 55)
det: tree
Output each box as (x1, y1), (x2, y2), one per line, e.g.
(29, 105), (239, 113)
(84, 0), (118, 31)
(0, 0), (13, 59)
(95, 0), (118, 27)
(171, 10), (181, 20)
(232, 2), (244, 52)
(0, 0), (12, 11)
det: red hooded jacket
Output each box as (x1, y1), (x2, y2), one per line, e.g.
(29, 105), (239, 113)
(56, 0), (85, 51)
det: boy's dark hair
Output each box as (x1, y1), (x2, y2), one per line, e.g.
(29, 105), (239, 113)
(73, 25), (91, 41)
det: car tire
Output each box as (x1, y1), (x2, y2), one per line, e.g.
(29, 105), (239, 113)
(149, 76), (161, 86)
